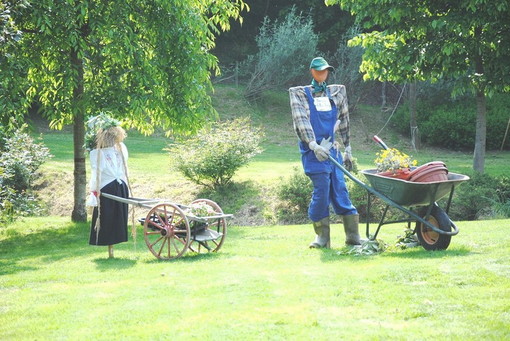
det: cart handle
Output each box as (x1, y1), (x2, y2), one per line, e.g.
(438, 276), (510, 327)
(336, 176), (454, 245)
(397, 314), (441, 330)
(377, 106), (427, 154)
(101, 193), (233, 222)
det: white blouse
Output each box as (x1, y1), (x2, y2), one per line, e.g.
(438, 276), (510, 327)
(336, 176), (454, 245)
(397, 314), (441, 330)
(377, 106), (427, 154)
(88, 142), (129, 192)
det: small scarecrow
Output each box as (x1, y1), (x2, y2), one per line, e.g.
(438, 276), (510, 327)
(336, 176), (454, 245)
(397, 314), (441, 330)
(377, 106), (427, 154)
(289, 57), (362, 248)
(85, 113), (130, 258)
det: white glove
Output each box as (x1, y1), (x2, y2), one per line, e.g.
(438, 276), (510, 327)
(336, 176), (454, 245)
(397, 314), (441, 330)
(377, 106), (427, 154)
(344, 145), (352, 160)
(309, 137), (332, 162)
(86, 191), (98, 207)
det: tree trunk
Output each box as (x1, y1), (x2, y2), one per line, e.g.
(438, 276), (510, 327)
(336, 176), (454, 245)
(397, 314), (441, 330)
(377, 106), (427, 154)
(380, 81), (387, 111)
(409, 81), (420, 150)
(472, 26), (486, 174)
(70, 49), (87, 222)
(473, 89), (486, 173)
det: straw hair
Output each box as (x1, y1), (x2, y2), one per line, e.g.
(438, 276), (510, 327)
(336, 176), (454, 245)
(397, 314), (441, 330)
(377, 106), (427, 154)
(95, 126), (127, 149)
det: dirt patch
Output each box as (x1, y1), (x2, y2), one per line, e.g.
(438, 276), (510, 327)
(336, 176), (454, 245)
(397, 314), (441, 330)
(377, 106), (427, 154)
(34, 170), (75, 216)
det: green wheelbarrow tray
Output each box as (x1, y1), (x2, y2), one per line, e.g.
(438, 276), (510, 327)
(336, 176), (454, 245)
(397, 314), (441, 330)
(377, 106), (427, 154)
(360, 169), (469, 207)
(328, 156), (470, 249)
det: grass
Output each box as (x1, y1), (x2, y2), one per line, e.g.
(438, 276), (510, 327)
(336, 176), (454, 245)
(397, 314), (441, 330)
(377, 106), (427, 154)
(1, 217), (509, 339)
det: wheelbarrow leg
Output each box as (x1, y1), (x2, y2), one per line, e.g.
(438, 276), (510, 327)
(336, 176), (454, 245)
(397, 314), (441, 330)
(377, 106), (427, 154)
(366, 191), (371, 239)
(372, 205), (390, 240)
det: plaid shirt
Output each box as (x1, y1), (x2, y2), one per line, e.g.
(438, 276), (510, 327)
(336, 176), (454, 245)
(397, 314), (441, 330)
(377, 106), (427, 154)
(289, 84), (350, 149)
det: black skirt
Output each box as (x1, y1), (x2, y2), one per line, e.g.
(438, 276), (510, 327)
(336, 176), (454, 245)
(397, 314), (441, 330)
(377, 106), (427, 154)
(89, 180), (129, 246)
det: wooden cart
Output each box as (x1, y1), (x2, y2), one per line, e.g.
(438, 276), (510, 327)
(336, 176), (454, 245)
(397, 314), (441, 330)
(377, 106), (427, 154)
(101, 193), (232, 260)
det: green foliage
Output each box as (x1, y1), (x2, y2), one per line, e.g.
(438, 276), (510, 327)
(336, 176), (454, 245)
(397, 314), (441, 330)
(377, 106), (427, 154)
(392, 93), (510, 150)
(1, 0), (248, 134)
(0, 128), (52, 191)
(0, 1), (28, 44)
(328, 0), (510, 94)
(328, 0), (510, 172)
(214, 0), (353, 65)
(168, 117), (264, 189)
(421, 106), (475, 150)
(0, 126), (52, 224)
(275, 167), (312, 223)
(243, 8), (318, 101)
(275, 159), (392, 224)
(0, 123), (5, 150)
(329, 25), (375, 109)
(448, 173), (510, 220)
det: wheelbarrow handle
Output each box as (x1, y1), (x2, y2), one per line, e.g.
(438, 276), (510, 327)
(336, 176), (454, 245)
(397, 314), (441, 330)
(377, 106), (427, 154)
(373, 135), (389, 150)
(328, 155), (380, 197)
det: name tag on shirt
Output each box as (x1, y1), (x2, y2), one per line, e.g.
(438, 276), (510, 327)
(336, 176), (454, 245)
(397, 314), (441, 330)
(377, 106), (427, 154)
(314, 97), (332, 112)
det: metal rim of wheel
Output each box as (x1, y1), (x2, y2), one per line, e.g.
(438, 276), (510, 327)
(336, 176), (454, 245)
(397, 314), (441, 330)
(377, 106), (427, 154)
(143, 203), (191, 260)
(420, 216), (440, 245)
(188, 198), (227, 254)
(416, 205), (452, 251)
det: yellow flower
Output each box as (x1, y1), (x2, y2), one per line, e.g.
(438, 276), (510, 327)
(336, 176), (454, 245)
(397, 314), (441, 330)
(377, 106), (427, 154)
(374, 148), (417, 173)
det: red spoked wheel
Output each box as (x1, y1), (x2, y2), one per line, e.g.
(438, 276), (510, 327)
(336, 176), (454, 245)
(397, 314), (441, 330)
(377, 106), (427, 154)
(188, 199), (227, 254)
(143, 203), (191, 260)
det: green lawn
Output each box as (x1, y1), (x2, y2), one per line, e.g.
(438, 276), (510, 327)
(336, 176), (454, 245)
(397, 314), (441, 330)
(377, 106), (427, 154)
(1, 217), (509, 339)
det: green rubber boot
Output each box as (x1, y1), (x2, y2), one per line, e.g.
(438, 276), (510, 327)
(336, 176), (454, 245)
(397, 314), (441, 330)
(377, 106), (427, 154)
(343, 214), (362, 246)
(309, 217), (331, 249)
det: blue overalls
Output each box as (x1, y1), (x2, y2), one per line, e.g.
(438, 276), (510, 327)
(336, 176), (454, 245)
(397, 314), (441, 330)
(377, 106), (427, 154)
(298, 87), (357, 222)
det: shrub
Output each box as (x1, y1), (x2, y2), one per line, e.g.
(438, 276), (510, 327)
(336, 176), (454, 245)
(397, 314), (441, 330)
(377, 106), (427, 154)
(1, 130), (52, 191)
(168, 117), (264, 189)
(448, 173), (510, 220)
(0, 123), (6, 150)
(275, 166), (312, 223)
(243, 7), (318, 101)
(0, 127), (52, 224)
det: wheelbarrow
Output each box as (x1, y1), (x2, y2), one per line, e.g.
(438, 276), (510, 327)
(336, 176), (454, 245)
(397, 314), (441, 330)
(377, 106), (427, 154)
(101, 193), (232, 260)
(328, 156), (469, 250)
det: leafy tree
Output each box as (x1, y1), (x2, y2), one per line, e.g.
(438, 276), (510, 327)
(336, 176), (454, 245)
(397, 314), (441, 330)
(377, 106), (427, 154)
(326, 0), (510, 173)
(0, 0), (28, 44)
(0, 0), (247, 221)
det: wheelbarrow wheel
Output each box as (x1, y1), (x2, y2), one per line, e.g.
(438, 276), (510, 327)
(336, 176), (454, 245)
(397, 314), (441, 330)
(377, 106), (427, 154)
(143, 203), (191, 260)
(416, 204), (452, 251)
(188, 199), (227, 254)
